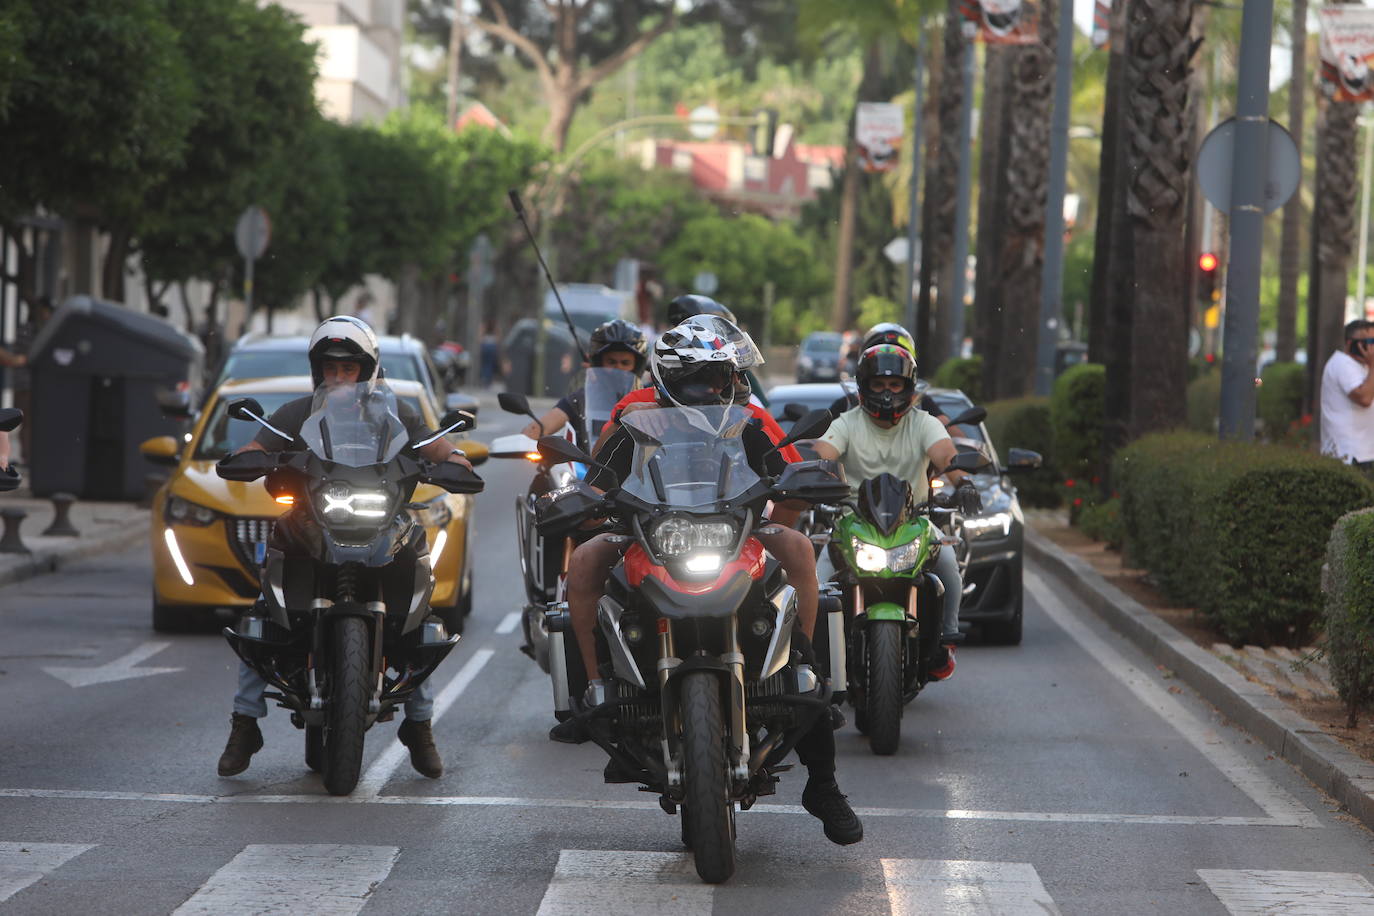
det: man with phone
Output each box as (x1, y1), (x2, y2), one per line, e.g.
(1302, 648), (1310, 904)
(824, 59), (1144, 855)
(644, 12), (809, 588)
(1320, 319), (1374, 468)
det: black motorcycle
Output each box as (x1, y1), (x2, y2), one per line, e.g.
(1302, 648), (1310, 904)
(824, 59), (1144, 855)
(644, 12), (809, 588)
(215, 383), (484, 795)
(535, 405), (849, 884)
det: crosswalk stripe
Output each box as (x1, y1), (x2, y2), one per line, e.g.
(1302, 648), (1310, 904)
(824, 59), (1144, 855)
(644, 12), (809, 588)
(1198, 869), (1374, 914)
(881, 858), (1062, 916)
(171, 844), (399, 916)
(535, 850), (714, 916)
(0, 842), (93, 904)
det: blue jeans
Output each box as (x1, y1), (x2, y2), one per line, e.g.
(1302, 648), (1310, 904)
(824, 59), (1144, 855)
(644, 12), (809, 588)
(233, 659), (435, 721)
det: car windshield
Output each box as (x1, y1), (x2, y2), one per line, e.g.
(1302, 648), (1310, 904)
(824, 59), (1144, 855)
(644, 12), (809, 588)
(618, 406), (761, 508)
(195, 392), (425, 461)
(300, 382), (410, 467)
(803, 335), (842, 354)
(218, 351), (423, 386)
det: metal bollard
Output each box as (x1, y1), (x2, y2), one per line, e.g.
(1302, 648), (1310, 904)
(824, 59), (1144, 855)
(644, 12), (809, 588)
(42, 493), (79, 537)
(0, 507), (29, 553)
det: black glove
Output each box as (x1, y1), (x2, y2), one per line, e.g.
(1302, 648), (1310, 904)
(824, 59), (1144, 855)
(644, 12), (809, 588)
(956, 480), (982, 515)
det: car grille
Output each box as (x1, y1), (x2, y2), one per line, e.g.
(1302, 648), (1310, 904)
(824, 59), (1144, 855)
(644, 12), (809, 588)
(229, 517), (276, 574)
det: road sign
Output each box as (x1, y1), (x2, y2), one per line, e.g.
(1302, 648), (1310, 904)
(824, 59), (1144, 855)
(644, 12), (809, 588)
(234, 205), (271, 260)
(692, 271), (719, 295)
(1196, 119), (1300, 214)
(884, 236), (921, 266)
(687, 105), (720, 140)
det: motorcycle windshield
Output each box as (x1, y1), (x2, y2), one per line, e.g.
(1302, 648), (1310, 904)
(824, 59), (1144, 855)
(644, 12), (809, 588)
(300, 382), (410, 468)
(583, 367), (639, 447)
(618, 405), (761, 508)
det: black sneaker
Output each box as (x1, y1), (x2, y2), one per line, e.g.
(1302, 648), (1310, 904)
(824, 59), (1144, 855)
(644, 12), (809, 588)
(217, 713), (264, 777)
(802, 780), (864, 845)
(549, 717), (590, 744)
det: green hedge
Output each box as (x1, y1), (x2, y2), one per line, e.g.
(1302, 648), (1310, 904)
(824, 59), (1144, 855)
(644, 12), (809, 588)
(1116, 431), (1374, 646)
(1257, 361), (1307, 444)
(985, 397), (1059, 507)
(1185, 371), (1221, 434)
(1323, 509), (1374, 719)
(1078, 496), (1123, 549)
(932, 356), (984, 404)
(1050, 362), (1105, 483)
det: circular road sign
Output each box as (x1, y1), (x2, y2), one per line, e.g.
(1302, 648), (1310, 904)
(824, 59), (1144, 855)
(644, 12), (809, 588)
(235, 205), (271, 261)
(1196, 118), (1300, 215)
(687, 105), (720, 141)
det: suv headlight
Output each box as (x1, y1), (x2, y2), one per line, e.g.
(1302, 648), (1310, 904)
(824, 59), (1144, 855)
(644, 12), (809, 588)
(317, 482), (393, 525)
(650, 516), (738, 557)
(165, 495), (216, 527)
(851, 535), (925, 573)
(964, 511), (1013, 540)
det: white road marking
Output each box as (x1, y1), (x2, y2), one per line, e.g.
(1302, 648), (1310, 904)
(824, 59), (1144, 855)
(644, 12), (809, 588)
(536, 850), (712, 916)
(0, 842), (93, 904)
(882, 858), (1061, 916)
(495, 611), (521, 635)
(172, 844), (398, 916)
(42, 641), (183, 688)
(1198, 869), (1374, 914)
(0, 786), (1301, 825)
(353, 647), (495, 798)
(1024, 571), (1321, 828)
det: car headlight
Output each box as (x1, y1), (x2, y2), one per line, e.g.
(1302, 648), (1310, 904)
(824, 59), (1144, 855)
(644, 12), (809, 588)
(165, 495), (216, 527)
(851, 535), (926, 573)
(317, 482), (393, 525)
(964, 511), (1013, 540)
(650, 516), (737, 558)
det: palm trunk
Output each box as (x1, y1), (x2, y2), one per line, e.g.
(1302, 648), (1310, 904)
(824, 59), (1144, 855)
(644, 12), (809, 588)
(1276, 0), (1308, 363)
(974, 45), (1011, 383)
(1088, 0), (1130, 365)
(1312, 91), (1359, 421)
(831, 40), (884, 332)
(927, 0), (968, 369)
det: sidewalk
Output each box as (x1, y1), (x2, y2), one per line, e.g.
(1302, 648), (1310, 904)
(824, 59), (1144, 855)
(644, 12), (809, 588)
(1025, 516), (1374, 833)
(0, 489), (149, 587)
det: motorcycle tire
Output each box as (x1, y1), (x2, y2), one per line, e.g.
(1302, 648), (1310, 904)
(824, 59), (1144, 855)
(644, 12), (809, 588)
(322, 615), (371, 796)
(305, 725), (323, 773)
(866, 620), (904, 756)
(680, 671), (736, 884)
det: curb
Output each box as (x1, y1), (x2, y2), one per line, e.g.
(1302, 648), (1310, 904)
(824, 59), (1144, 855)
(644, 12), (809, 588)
(0, 527), (150, 589)
(1025, 527), (1374, 832)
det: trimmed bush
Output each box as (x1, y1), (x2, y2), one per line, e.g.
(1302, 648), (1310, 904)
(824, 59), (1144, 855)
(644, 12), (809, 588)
(1115, 431), (1374, 646)
(1185, 371), (1221, 434)
(932, 356), (984, 404)
(1257, 361), (1307, 444)
(1078, 497), (1123, 549)
(1323, 508), (1374, 722)
(985, 396), (1059, 507)
(1050, 362), (1105, 482)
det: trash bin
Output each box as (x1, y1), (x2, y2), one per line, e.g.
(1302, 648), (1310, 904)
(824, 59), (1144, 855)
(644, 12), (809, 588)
(29, 296), (204, 500)
(501, 319), (582, 397)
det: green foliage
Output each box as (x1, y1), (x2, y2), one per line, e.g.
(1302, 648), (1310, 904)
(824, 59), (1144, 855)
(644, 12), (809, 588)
(1115, 432), (1374, 646)
(856, 295), (901, 330)
(1185, 370), (1221, 434)
(932, 357), (984, 403)
(1078, 497), (1123, 549)
(0, 0), (35, 118)
(985, 396), (1059, 508)
(1050, 362), (1105, 483)
(1257, 361), (1308, 444)
(1323, 509), (1374, 716)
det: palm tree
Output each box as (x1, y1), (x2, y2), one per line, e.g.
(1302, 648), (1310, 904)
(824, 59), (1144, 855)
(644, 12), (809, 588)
(973, 44), (1010, 376)
(1309, 86), (1359, 416)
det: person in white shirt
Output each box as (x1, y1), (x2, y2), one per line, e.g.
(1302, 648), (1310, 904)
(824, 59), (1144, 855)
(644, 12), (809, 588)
(1320, 319), (1374, 467)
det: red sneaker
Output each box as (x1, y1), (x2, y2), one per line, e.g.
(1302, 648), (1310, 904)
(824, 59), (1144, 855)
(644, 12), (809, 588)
(928, 645), (956, 681)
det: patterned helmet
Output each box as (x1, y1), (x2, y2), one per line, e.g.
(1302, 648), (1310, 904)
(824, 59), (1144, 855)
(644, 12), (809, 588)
(650, 316), (763, 407)
(855, 344), (918, 422)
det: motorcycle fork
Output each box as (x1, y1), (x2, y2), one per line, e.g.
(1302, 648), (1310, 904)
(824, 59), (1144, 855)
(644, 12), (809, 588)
(658, 621), (682, 789)
(368, 596), (385, 714)
(724, 620), (749, 784)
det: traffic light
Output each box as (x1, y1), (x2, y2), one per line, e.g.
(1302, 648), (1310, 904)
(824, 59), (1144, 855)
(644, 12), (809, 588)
(1197, 252), (1219, 302)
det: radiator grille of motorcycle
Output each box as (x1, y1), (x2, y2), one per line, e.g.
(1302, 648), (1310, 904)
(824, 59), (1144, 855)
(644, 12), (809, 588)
(615, 682), (660, 727)
(230, 517), (276, 574)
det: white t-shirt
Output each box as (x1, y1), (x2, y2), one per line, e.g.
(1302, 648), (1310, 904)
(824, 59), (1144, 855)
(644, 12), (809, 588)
(819, 406), (951, 500)
(1320, 350), (1374, 462)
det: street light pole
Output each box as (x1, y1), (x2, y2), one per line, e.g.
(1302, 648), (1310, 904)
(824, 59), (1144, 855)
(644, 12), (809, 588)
(1356, 112), (1374, 319)
(947, 37), (976, 360)
(905, 22), (927, 333)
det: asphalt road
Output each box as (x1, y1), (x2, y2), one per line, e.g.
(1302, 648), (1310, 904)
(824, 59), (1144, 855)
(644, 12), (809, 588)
(1, 409), (1373, 914)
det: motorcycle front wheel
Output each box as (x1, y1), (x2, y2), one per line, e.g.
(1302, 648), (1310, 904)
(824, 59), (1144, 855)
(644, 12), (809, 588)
(866, 620), (904, 756)
(680, 671), (736, 884)
(322, 616), (371, 795)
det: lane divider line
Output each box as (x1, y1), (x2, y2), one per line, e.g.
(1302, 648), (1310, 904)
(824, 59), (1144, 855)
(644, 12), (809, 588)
(495, 612), (521, 635)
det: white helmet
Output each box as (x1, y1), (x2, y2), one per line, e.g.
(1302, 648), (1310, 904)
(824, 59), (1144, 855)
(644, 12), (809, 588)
(308, 316), (380, 389)
(650, 316), (764, 408)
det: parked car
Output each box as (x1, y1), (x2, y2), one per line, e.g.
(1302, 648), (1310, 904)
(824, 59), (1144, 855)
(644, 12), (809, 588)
(139, 376), (487, 634)
(795, 331), (845, 383)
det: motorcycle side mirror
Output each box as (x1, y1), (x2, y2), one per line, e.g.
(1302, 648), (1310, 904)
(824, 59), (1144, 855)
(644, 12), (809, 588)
(1004, 448), (1043, 472)
(774, 408), (832, 451)
(498, 391), (533, 417)
(782, 402), (809, 422)
(946, 451), (993, 474)
(0, 407), (23, 432)
(227, 398), (265, 422)
(412, 410), (475, 450)
(947, 406), (987, 427)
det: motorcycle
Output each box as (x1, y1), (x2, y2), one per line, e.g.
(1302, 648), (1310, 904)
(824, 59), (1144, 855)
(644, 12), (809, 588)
(533, 404), (849, 884)
(215, 383), (484, 795)
(489, 368), (637, 681)
(829, 448), (989, 756)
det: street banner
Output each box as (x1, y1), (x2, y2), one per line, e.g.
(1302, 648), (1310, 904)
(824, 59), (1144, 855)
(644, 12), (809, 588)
(1092, 0), (1112, 49)
(855, 102), (904, 173)
(1319, 6), (1374, 102)
(959, 0), (1041, 45)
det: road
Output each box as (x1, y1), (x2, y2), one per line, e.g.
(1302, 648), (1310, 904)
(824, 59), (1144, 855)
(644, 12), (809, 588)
(1, 409), (1372, 914)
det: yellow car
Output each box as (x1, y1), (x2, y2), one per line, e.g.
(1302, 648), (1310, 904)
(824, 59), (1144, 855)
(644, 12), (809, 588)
(140, 376), (487, 633)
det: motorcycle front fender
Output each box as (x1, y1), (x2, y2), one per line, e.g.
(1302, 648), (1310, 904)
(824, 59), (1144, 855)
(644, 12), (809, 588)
(863, 601), (907, 622)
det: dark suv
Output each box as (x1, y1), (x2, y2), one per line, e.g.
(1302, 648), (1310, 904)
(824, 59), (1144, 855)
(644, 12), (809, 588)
(795, 331), (844, 383)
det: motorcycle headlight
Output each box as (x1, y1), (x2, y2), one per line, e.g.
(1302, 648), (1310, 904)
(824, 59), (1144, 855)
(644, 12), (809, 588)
(650, 516), (738, 558)
(964, 511), (1013, 540)
(317, 482), (393, 525)
(165, 495), (216, 527)
(851, 535), (925, 573)
(886, 539), (925, 571)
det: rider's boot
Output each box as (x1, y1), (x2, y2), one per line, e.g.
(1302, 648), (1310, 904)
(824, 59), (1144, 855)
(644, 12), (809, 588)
(217, 713), (264, 777)
(398, 718), (443, 778)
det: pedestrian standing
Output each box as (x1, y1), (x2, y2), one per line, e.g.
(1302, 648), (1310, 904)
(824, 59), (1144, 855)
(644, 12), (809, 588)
(479, 321), (500, 388)
(1319, 319), (1374, 469)
(8, 296), (52, 465)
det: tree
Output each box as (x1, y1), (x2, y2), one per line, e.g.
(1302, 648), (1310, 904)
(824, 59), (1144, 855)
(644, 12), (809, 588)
(1087, 0), (1130, 364)
(1309, 85), (1359, 420)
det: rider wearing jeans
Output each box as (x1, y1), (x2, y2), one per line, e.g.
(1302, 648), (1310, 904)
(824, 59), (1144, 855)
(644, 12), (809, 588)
(553, 316), (864, 846)
(810, 344), (978, 680)
(216, 317), (473, 780)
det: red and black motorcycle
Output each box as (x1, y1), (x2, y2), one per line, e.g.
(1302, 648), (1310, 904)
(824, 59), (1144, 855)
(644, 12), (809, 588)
(535, 405), (848, 884)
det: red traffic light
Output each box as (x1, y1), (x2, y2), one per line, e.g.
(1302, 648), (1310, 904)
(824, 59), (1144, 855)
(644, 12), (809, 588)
(1198, 252), (1219, 272)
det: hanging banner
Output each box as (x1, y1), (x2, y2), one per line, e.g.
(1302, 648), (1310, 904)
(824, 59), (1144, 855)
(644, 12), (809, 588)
(959, 0), (1041, 45)
(1092, 0), (1112, 49)
(1319, 7), (1374, 102)
(855, 102), (904, 173)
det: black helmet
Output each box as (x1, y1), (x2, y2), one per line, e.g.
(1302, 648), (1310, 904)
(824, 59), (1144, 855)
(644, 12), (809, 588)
(856, 344), (917, 422)
(857, 473), (915, 536)
(588, 319), (647, 373)
(860, 322), (917, 365)
(307, 316), (379, 389)
(667, 294), (737, 328)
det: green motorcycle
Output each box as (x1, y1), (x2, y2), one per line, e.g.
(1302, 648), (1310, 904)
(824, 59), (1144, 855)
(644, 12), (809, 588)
(829, 459), (981, 755)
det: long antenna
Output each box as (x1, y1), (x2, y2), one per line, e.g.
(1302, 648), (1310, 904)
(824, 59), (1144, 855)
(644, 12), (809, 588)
(508, 189), (589, 364)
